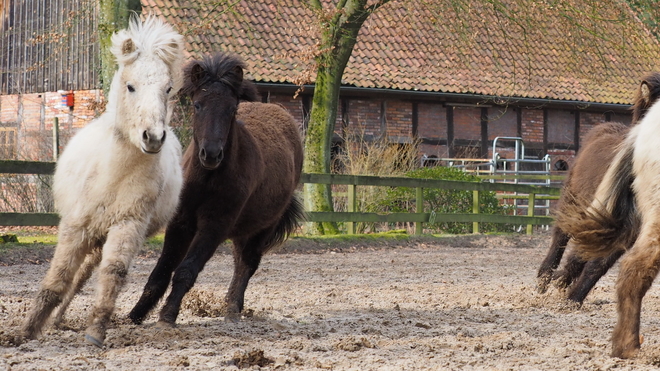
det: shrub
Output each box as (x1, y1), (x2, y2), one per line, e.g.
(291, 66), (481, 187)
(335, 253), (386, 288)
(382, 166), (514, 234)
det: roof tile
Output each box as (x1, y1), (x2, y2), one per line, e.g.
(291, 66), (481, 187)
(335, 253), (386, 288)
(143, 0), (660, 104)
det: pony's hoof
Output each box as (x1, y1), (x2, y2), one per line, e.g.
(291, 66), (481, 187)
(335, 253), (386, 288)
(12, 334), (27, 347)
(84, 334), (104, 348)
(128, 312), (144, 325)
(612, 341), (641, 359)
(155, 320), (175, 329)
(536, 276), (551, 294)
(224, 312), (240, 323)
(85, 325), (106, 348)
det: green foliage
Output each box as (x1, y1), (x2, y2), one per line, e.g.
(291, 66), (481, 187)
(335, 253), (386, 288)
(381, 166), (513, 234)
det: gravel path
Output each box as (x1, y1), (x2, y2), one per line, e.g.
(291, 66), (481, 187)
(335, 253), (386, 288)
(2, 234), (660, 370)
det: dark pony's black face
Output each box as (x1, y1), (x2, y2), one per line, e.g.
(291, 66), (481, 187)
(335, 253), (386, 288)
(187, 61), (244, 170)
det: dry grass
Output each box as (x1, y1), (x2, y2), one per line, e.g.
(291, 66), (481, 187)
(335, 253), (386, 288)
(332, 133), (420, 233)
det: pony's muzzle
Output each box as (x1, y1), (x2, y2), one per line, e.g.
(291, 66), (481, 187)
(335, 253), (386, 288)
(141, 129), (167, 154)
(199, 146), (223, 169)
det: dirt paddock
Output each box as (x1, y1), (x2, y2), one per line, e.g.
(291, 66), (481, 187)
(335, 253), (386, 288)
(3, 233), (660, 370)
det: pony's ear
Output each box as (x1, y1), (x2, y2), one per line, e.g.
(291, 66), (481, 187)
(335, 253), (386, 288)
(220, 65), (244, 93)
(111, 30), (140, 65)
(122, 39), (136, 55)
(641, 81), (651, 105)
(189, 62), (207, 85)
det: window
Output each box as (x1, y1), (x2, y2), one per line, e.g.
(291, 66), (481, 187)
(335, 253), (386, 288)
(0, 127), (17, 159)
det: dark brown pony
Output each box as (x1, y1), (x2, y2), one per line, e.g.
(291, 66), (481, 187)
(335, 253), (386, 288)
(128, 53), (304, 326)
(536, 72), (660, 303)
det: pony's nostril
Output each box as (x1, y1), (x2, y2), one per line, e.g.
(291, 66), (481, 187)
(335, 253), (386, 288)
(199, 148), (207, 160)
(142, 130), (149, 141)
(217, 150), (224, 163)
(161, 130), (167, 143)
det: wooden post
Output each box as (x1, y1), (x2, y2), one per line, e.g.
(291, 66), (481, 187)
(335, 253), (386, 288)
(347, 184), (356, 234)
(53, 117), (60, 162)
(527, 193), (536, 235)
(472, 190), (479, 234)
(415, 187), (423, 235)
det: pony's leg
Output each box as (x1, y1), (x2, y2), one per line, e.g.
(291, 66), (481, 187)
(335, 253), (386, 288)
(551, 251), (586, 289)
(129, 218), (195, 325)
(53, 248), (102, 327)
(224, 228), (275, 318)
(611, 226), (660, 358)
(21, 225), (89, 340)
(84, 223), (145, 347)
(157, 228), (224, 326)
(566, 249), (624, 304)
(537, 226), (570, 293)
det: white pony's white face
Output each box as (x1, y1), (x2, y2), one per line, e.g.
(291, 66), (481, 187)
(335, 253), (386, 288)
(110, 17), (184, 154)
(117, 49), (174, 154)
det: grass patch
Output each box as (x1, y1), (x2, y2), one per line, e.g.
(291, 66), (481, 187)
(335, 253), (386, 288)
(16, 234), (58, 245)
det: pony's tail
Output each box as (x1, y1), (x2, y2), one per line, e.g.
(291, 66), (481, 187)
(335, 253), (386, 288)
(263, 193), (306, 252)
(556, 138), (639, 260)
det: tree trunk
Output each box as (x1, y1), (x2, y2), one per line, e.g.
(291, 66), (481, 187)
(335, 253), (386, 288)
(303, 62), (343, 235)
(98, 0), (142, 95)
(303, 0), (389, 234)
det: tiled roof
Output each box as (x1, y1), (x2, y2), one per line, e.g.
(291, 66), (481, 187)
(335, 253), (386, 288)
(143, 0), (660, 105)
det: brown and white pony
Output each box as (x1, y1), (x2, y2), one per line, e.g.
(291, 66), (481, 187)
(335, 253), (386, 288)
(537, 73), (660, 304)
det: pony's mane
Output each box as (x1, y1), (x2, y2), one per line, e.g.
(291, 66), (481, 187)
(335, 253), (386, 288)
(110, 15), (184, 73)
(632, 72), (660, 124)
(182, 53), (259, 102)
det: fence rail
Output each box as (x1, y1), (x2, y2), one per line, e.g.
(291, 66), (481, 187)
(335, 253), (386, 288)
(301, 173), (560, 235)
(0, 161), (562, 234)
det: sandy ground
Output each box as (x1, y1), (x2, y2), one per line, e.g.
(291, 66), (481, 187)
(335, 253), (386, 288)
(3, 233), (660, 370)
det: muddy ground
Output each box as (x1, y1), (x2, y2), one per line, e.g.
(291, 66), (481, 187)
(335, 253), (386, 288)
(3, 232), (660, 370)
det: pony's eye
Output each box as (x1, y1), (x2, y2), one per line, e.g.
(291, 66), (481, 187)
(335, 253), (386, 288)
(127, 84), (135, 93)
(194, 102), (201, 111)
(166, 87), (172, 94)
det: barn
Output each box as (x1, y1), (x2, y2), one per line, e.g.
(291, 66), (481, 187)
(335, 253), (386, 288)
(1, 0), (660, 172)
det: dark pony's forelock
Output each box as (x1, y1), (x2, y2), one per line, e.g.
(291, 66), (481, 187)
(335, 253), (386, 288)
(181, 52), (258, 102)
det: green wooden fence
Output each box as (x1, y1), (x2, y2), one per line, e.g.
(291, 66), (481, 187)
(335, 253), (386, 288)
(300, 173), (560, 235)
(0, 160), (58, 226)
(0, 161), (562, 234)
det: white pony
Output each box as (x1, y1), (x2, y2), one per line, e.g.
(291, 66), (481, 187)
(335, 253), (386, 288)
(20, 16), (184, 347)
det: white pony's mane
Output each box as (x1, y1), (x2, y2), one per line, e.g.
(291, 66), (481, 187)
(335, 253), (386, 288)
(110, 15), (184, 71)
(106, 15), (185, 109)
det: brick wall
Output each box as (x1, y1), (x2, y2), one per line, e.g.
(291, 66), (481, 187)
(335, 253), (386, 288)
(0, 95), (19, 124)
(346, 99), (381, 139)
(417, 103), (447, 140)
(0, 90), (102, 160)
(546, 110), (575, 145)
(488, 107), (517, 141)
(0, 87), (636, 166)
(385, 100), (412, 141)
(579, 111), (607, 143)
(453, 106), (481, 141)
(547, 148), (576, 169)
(521, 109), (544, 144)
(266, 94), (305, 129)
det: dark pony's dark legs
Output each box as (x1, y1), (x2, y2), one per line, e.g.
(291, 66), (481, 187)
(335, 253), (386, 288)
(537, 226), (571, 293)
(224, 229), (274, 317)
(567, 250), (624, 303)
(129, 218), (196, 324)
(157, 229), (224, 325)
